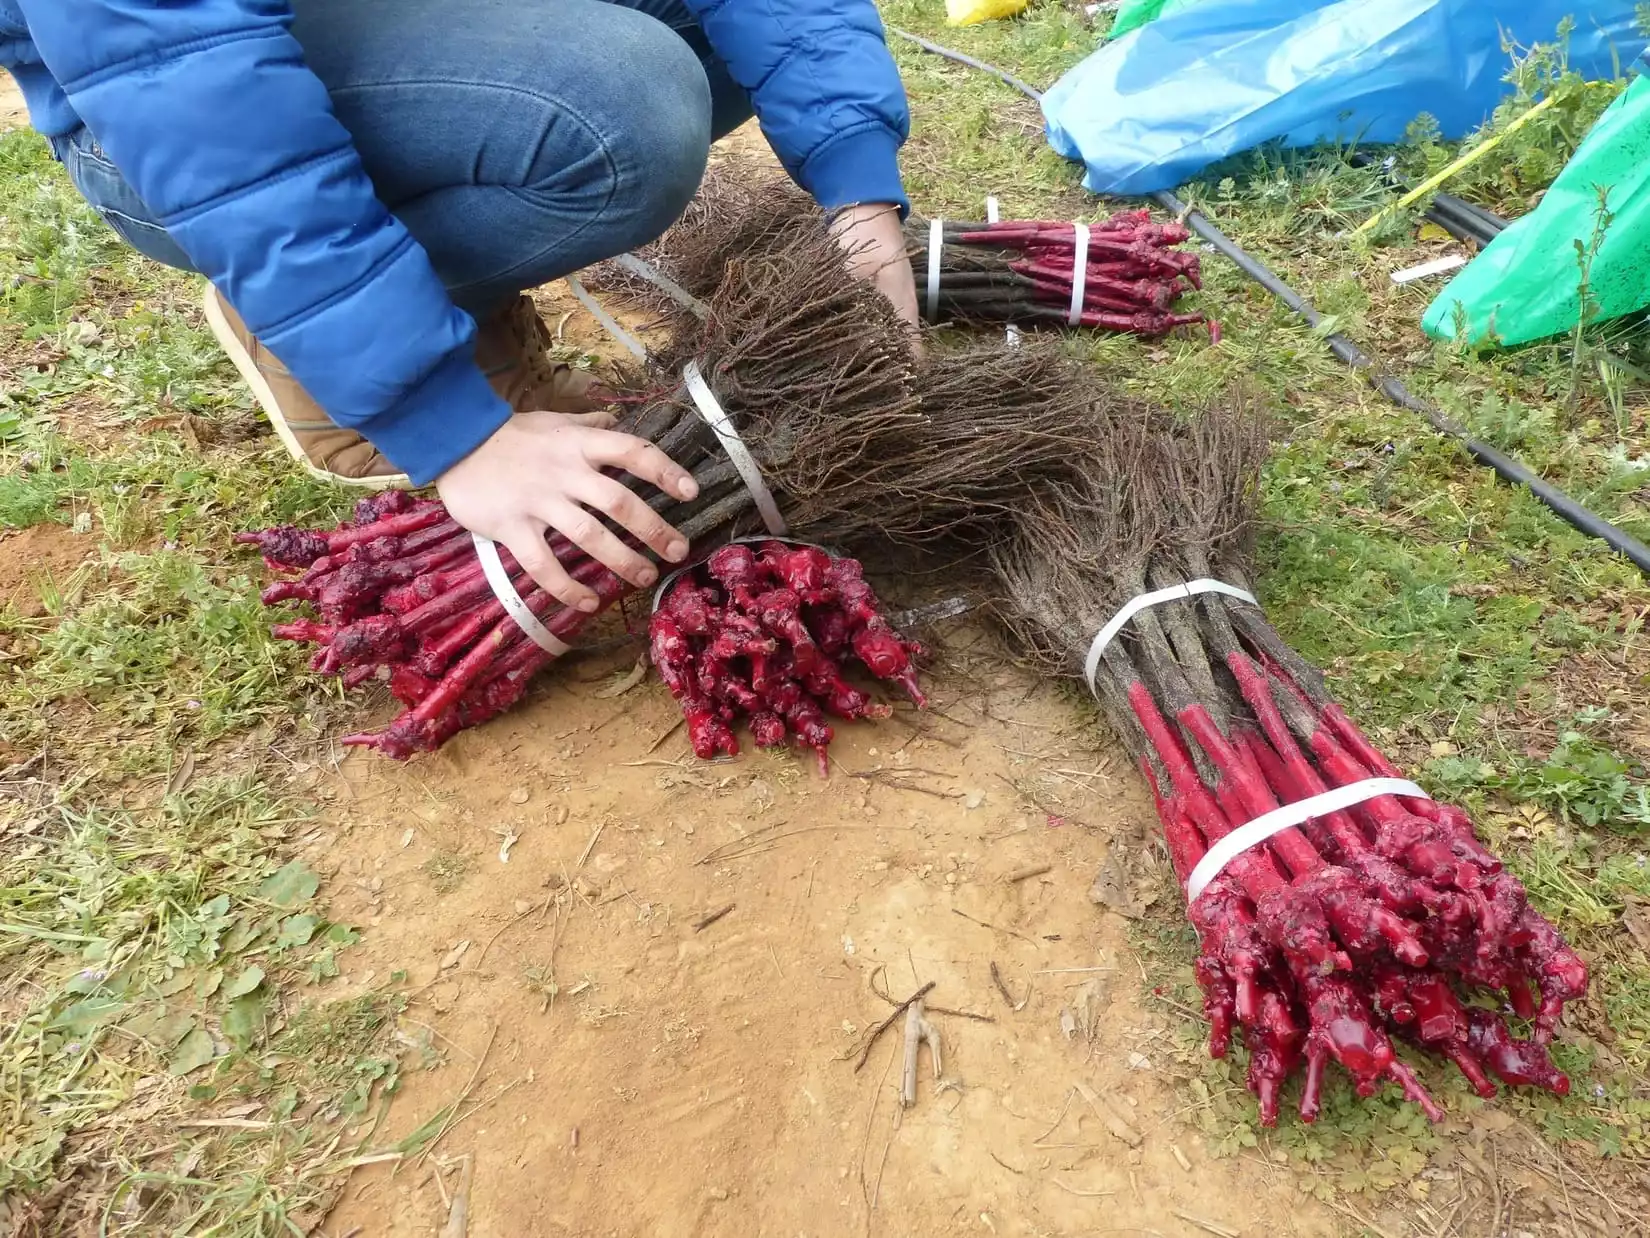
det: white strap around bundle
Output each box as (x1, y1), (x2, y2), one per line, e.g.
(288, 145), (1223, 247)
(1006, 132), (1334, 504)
(987, 196), (1022, 348)
(609, 252), (711, 320)
(925, 217), (944, 324)
(682, 359), (787, 536)
(1068, 222), (1091, 327)
(1083, 578), (1257, 697)
(1184, 777), (1430, 904)
(565, 274), (647, 360)
(470, 532), (572, 656)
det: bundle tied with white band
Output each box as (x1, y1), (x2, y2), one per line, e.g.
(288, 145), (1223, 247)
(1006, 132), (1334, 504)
(925, 215), (1092, 327)
(1079, 577), (1436, 904)
(472, 356), (787, 647)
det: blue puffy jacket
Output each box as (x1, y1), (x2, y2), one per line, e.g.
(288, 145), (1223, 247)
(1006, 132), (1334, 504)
(0, 0), (909, 485)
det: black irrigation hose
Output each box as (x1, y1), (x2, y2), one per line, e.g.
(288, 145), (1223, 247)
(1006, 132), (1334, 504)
(888, 28), (1650, 575)
(1347, 152), (1507, 247)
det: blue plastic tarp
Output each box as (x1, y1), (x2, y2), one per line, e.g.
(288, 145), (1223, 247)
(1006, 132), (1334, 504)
(1042, 0), (1646, 196)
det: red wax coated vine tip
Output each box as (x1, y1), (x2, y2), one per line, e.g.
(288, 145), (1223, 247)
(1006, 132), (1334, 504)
(647, 544), (923, 777)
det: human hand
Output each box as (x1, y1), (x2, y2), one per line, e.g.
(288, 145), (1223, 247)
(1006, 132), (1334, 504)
(829, 203), (922, 343)
(437, 411), (700, 612)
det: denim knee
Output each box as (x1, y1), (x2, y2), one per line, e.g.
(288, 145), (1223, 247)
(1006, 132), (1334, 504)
(526, 11), (713, 253)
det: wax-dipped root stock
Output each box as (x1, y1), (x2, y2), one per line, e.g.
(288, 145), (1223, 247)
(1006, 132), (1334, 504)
(648, 542), (925, 775)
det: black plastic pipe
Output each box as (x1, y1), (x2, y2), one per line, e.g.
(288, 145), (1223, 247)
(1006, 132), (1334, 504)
(888, 28), (1650, 575)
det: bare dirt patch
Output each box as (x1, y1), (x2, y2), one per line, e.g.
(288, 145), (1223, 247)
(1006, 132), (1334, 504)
(312, 635), (1332, 1238)
(0, 522), (91, 618)
(0, 72), (27, 133)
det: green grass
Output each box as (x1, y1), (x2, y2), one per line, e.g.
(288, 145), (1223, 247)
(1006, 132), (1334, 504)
(0, 128), (400, 1234)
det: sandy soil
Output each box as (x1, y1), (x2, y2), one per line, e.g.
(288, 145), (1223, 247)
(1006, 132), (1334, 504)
(304, 241), (1334, 1236)
(1, 72), (27, 132)
(311, 630), (1332, 1238)
(0, 524), (90, 618)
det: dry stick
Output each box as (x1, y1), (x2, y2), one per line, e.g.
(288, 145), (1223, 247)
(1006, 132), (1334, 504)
(1173, 1211), (1239, 1238)
(415, 1024), (497, 1169)
(900, 999), (925, 1107)
(988, 959), (1031, 1013)
(1006, 863), (1052, 883)
(439, 1156), (474, 1238)
(869, 965), (992, 1022)
(951, 907), (1039, 945)
(694, 903), (736, 932)
(854, 981), (936, 1071)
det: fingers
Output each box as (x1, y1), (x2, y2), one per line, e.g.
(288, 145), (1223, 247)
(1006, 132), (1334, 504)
(572, 472), (690, 564)
(560, 409), (620, 431)
(505, 525), (597, 612)
(542, 498), (659, 593)
(582, 431), (699, 502)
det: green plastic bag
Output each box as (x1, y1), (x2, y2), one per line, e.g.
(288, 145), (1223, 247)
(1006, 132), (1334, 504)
(1423, 73), (1650, 348)
(1110, 0), (1202, 39)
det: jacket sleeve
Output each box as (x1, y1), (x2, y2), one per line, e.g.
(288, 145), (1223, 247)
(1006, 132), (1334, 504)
(681, 0), (911, 214)
(17, 0), (509, 487)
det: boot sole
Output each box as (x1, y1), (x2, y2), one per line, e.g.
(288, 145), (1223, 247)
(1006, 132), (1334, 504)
(203, 284), (412, 492)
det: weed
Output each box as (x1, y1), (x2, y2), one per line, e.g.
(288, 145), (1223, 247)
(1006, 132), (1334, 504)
(421, 851), (474, 895)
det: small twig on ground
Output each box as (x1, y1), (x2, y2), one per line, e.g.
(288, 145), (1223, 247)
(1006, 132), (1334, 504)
(1326, 1199), (1402, 1238)
(439, 1155), (473, 1238)
(1174, 1211), (1239, 1238)
(416, 1026), (497, 1169)
(989, 1150), (1024, 1175)
(1075, 1081), (1142, 1148)
(854, 981), (936, 1071)
(1006, 863), (1052, 884)
(990, 960), (1030, 1012)
(694, 902), (736, 932)
(646, 718), (685, 754)
(476, 899), (547, 967)
(951, 907), (1038, 944)
(576, 822), (605, 871)
(869, 964), (992, 1022)
(1031, 1088), (1076, 1145)
(900, 997), (942, 1107)
(1051, 1180), (1115, 1198)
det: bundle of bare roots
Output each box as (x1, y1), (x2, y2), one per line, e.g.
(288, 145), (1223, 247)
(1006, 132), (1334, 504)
(240, 218), (1104, 762)
(988, 399), (1587, 1126)
(586, 170), (1211, 340)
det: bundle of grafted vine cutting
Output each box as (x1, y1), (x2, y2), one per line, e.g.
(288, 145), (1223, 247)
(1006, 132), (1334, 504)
(239, 218), (1103, 761)
(988, 399), (1587, 1126)
(903, 213), (1212, 339)
(586, 170), (1212, 340)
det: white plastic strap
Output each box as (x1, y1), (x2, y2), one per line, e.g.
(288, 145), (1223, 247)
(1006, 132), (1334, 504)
(1068, 222), (1091, 327)
(1185, 778), (1430, 903)
(470, 533), (572, 656)
(925, 217), (944, 323)
(987, 197), (1023, 349)
(610, 252), (710, 320)
(565, 274), (647, 360)
(1083, 578), (1257, 696)
(682, 359), (787, 536)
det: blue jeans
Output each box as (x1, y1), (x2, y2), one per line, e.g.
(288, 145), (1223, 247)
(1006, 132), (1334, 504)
(51, 0), (753, 316)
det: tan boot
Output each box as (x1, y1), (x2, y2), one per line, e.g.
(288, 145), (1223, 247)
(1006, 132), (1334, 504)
(475, 295), (617, 427)
(203, 286), (412, 489)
